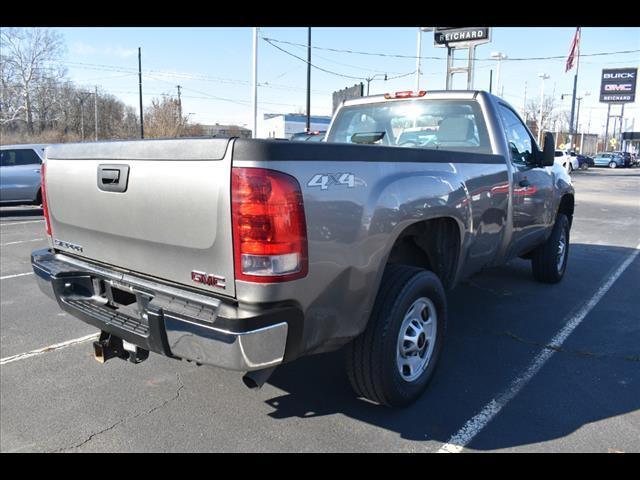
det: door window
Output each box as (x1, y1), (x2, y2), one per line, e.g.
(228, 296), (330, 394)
(0, 150), (18, 167)
(16, 149), (42, 166)
(498, 105), (536, 166)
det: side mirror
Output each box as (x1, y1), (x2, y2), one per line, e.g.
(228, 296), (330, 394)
(541, 132), (555, 167)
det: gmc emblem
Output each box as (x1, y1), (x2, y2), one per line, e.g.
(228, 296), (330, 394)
(191, 270), (226, 289)
(604, 84), (633, 92)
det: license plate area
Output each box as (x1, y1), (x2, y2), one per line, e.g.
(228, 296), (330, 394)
(94, 278), (154, 325)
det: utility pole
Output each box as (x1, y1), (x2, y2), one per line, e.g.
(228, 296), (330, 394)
(523, 81), (528, 121)
(489, 70), (493, 94)
(138, 47), (144, 139)
(306, 27), (311, 133)
(94, 86), (98, 141)
(80, 97), (85, 142)
(365, 73), (387, 96)
(252, 27), (258, 139)
(176, 85), (182, 120)
(77, 91), (92, 142)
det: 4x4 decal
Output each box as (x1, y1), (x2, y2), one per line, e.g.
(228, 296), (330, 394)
(307, 173), (356, 190)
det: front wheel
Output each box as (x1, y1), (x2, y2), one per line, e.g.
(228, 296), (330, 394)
(580, 162), (589, 171)
(567, 163), (573, 174)
(345, 264), (447, 407)
(531, 214), (570, 283)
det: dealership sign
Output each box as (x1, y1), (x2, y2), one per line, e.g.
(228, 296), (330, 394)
(434, 27), (491, 47)
(600, 68), (637, 103)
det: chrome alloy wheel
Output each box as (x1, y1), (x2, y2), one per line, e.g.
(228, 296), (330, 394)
(396, 297), (438, 382)
(557, 228), (568, 273)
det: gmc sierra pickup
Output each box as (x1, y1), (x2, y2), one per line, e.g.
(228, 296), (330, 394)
(32, 90), (574, 407)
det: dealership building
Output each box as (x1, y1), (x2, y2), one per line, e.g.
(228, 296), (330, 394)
(258, 113), (332, 139)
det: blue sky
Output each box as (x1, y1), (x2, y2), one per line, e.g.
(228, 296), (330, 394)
(55, 27), (640, 134)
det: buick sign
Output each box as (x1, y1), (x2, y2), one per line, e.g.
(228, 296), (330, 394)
(600, 68), (637, 103)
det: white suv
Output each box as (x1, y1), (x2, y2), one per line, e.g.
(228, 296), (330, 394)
(554, 150), (579, 174)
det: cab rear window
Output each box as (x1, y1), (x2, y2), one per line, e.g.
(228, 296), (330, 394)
(326, 99), (492, 154)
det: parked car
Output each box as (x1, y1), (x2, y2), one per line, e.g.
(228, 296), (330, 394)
(290, 130), (326, 142)
(593, 152), (625, 168)
(32, 91), (574, 407)
(554, 150), (579, 173)
(611, 151), (633, 168)
(0, 144), (47, 205)
(575, 154), (594, 170)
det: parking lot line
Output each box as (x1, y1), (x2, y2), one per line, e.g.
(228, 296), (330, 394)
(0, 333), (100, 366)
(1, 238), (45, 246)
(437, 242), (640, 454)
(0, 220), (44, 226)
(0, 272), (34, 280)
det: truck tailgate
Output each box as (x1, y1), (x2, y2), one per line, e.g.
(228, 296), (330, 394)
(44, 138), (236, 298)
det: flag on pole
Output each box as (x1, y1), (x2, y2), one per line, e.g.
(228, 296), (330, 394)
(565, 27), (581, 73)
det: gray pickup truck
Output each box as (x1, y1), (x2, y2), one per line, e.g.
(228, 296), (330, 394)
(32, 90), (574, 407)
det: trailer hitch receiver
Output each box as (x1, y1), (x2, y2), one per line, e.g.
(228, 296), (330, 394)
(93, 331), (149, 364)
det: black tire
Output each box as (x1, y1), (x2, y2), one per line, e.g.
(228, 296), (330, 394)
(580, 163), (588, 171)
(531, 213), (570, 284)
(567, 163), (573, 174)
(34, 189), (42, 207)
(345, 264), (447, 407)
(609, 161), (617, 169)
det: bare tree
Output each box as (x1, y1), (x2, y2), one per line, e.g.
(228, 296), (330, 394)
(144, 95), (190, 138)
(0, 27), (65, 134)
(524, 95), (560, 139)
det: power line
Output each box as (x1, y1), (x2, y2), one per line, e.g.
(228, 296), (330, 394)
(262, 37), (367, 80)
(261, 36), (640, 63)
(52, 60), (334, 94)
(263, 37), (417, 83)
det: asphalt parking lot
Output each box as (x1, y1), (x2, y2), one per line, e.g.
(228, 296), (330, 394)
(1, 167), (638, 453)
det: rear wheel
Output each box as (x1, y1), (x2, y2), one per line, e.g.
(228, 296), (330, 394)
(531, 213), (570, 283)
(345, 264), (447, 407)
(580, 162), (589, 171)
(567, 163), (573, 174)
(609, 161), (617, 169)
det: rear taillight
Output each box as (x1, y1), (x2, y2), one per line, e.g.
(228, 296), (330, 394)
(231, 167), (308, 283)
(384, 90), (427, 99)
(41, 162), (52, 237)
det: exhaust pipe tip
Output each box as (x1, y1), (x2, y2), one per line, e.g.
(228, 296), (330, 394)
(242, 366), (277, 390)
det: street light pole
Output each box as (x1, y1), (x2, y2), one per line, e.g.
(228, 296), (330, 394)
(575, 91), (590, 136)
(415, 29), (422, 91)
(491, 52), (507, 97)
(415, 27), (433, 91)
(537, 73), (550, 145)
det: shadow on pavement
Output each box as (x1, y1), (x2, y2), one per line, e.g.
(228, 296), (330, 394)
(262, 243), (639, 450)
(0, 206), (43, 218)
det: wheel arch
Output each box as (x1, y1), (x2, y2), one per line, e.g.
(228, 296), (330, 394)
(383, 216), (463, 290)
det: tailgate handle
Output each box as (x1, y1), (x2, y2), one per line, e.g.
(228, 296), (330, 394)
(98, 164), (129, 193)
(101, 169), (120, 184)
